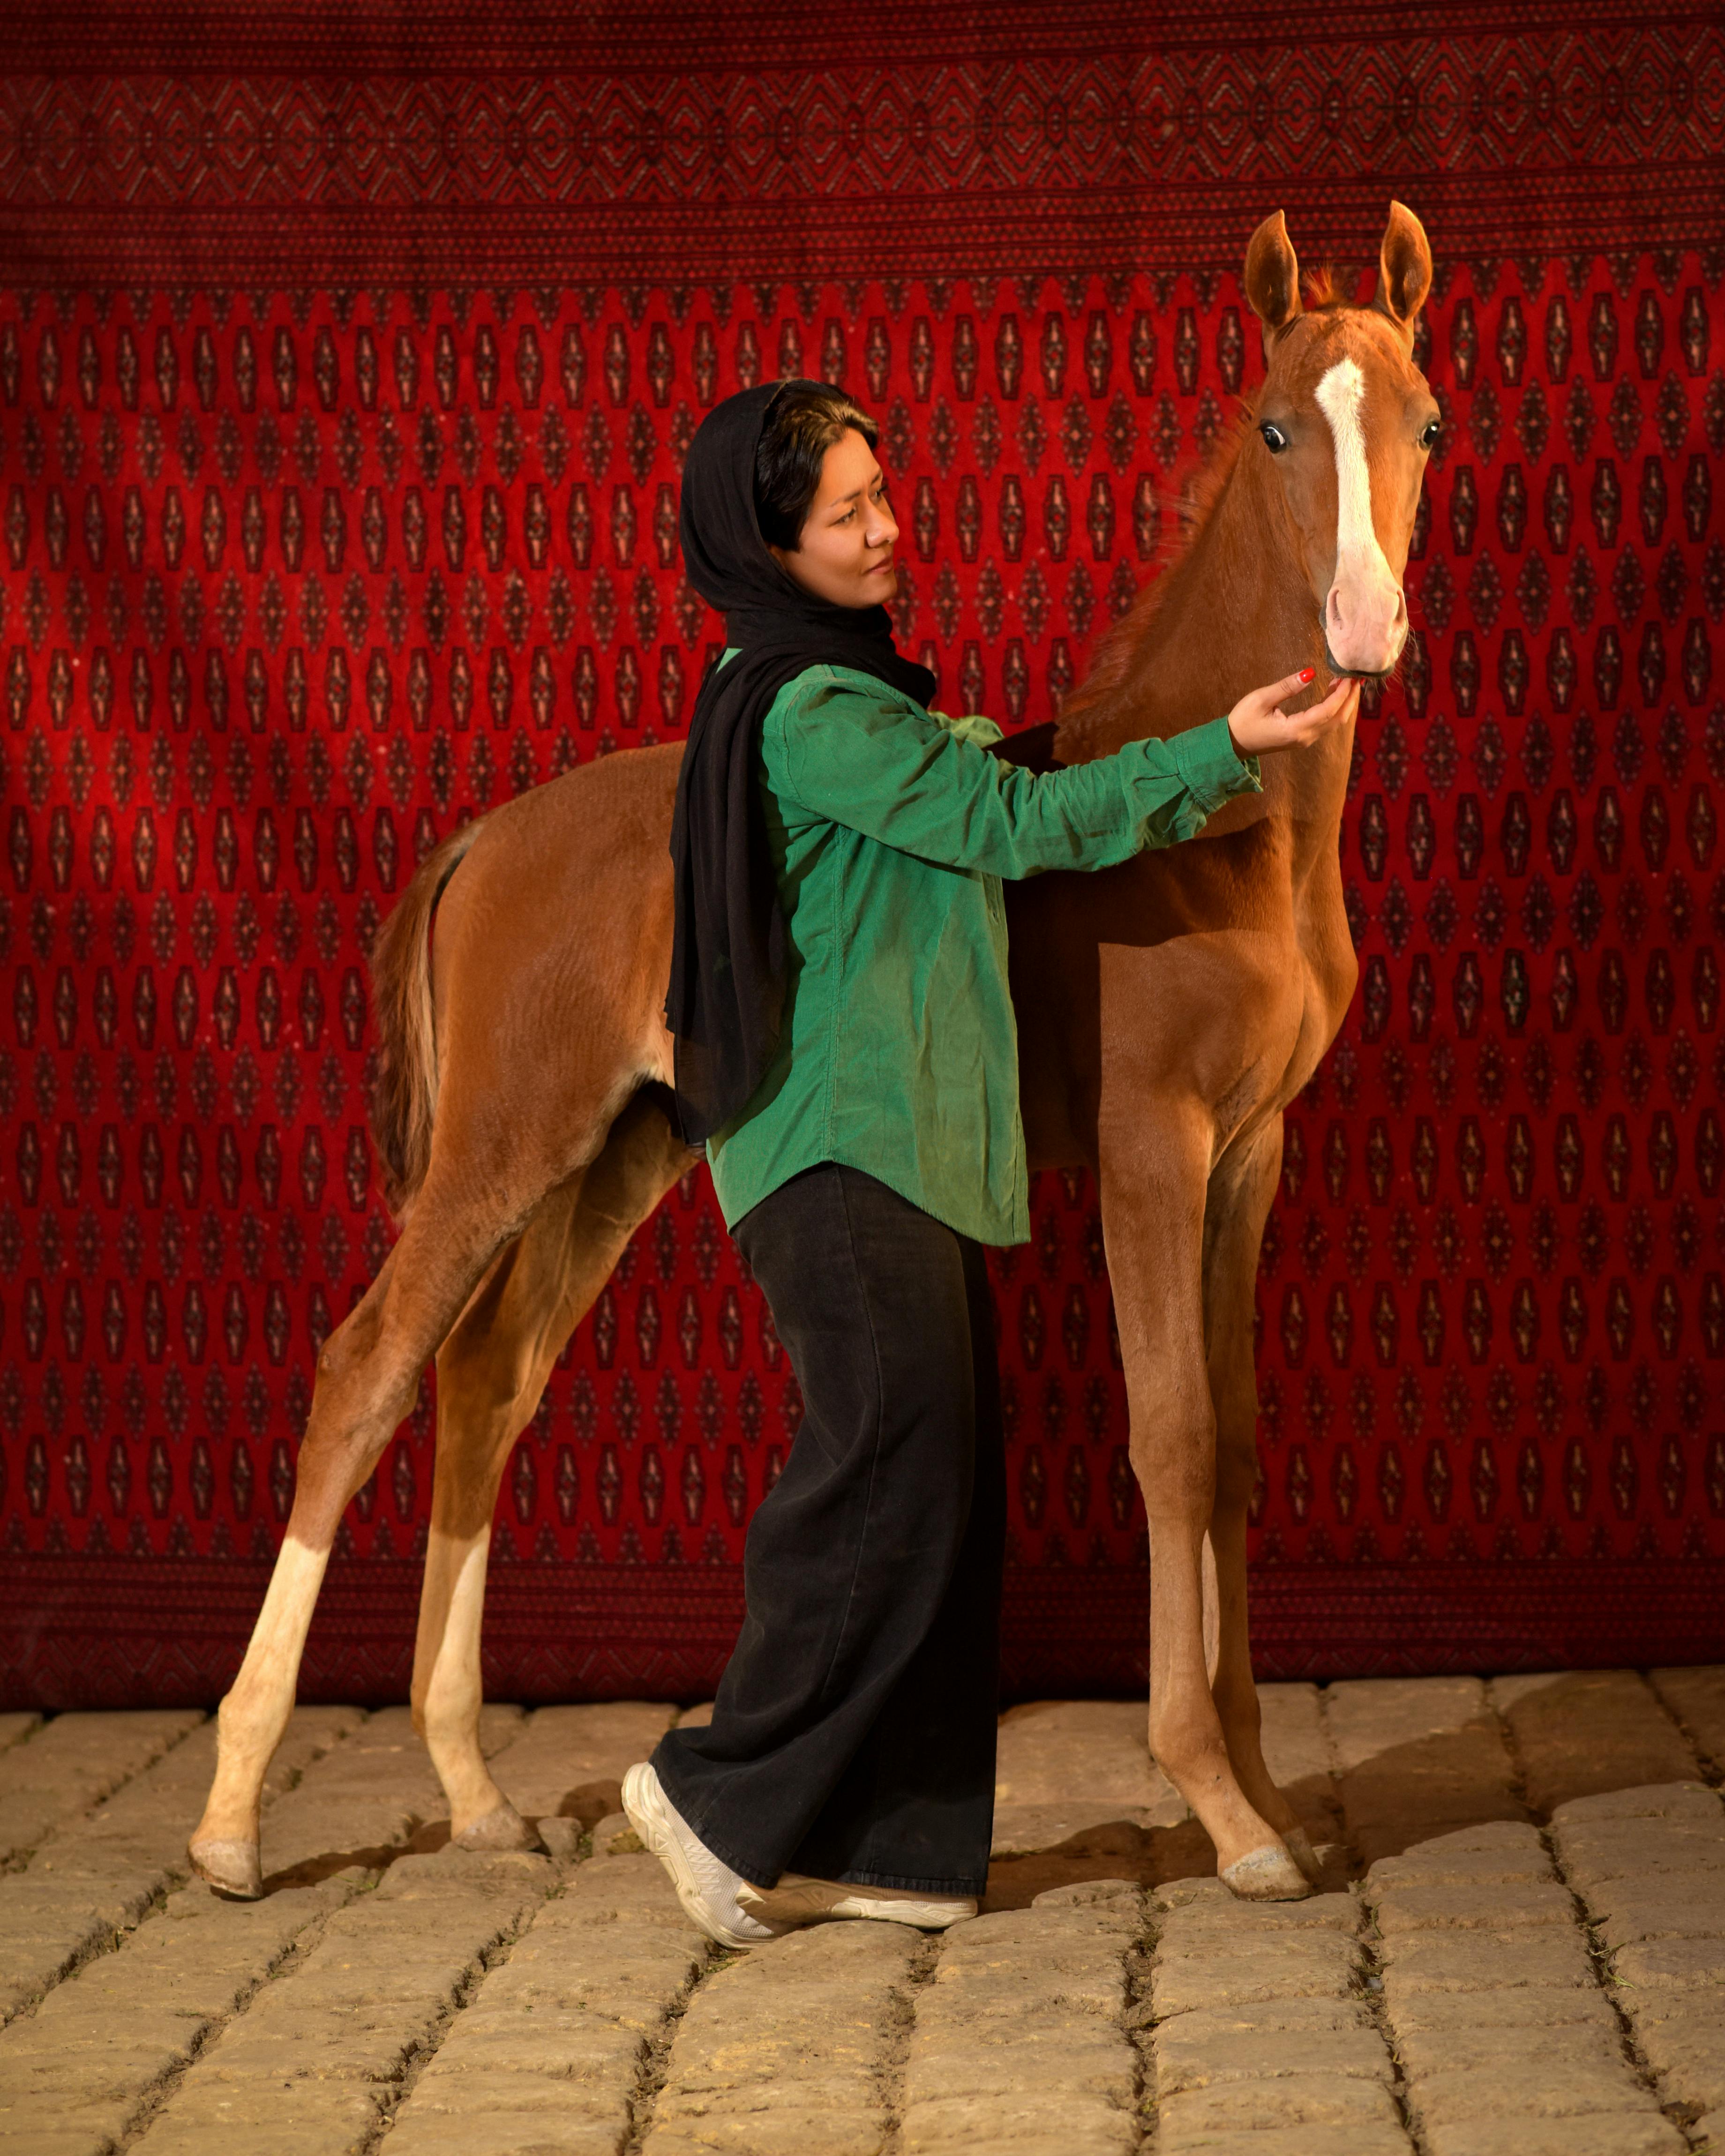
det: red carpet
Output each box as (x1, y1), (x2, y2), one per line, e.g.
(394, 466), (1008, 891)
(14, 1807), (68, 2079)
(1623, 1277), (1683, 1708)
(1, 4), (1721, 1705)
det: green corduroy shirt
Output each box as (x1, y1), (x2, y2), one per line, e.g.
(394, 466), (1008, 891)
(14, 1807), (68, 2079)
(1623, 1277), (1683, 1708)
(704, 657), (1264, 1247)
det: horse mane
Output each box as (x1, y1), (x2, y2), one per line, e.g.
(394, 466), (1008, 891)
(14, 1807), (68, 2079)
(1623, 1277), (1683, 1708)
(1056, 266), (1348, 752)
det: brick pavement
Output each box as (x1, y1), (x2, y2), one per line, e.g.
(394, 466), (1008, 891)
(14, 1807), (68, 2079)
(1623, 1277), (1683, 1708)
(0, 1670), (1717, 2155)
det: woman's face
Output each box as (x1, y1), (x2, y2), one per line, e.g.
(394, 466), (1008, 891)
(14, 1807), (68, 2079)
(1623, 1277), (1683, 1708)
(769, 427), (899, 608)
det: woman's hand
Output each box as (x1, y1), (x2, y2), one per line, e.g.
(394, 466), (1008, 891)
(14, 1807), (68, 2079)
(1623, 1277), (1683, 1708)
(1226, 667), (1360, 760)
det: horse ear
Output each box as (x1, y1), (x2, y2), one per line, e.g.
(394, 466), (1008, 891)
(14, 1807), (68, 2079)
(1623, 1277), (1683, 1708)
(1244, 210), (1302, 342)
(1373, 200), (1433, 338)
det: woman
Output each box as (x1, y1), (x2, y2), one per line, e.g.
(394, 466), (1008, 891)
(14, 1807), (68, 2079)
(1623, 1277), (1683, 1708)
(623, 378), (1358, 1947)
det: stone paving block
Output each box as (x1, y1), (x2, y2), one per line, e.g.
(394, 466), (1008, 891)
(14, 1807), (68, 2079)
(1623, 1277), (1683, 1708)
(381, 2111), (629, 2156)
(1326, 1679), (1498, 1772)
(990, 1699), (1184, 1855)
(385, 1844), (701, 2156)
(1154, 1878), (1357, 1931)
(1551, 1780), (1725, 1827)
(1154, 1995), (1375, 2039)
(0, 1706), (362, 2026)
(920, 1904), (1139, 2021)
(1410, 2060), (1661, 2126)
(1154, 2129), (1409, 2156)
(1418, 2115), (1685, 2156)
(1152, 1929), (1358, 2016)
(902, 1896), (1139, 2156)
(1366, 1820), (1552, 1892)
(1379, 1922), (1594, 1992)
(142, 2076), (382, 2143)
(138, 1845), (555, 2150)
(908, 2005), (1134, 2096)
(902, 2089), (1136, 2156)
(489, 1701), (677, 1825)
(1635, 2003), (1725, 2112)
(1327, 1682), (1524, 1863)
(0, 1710), (205, 1866)
(1562, 1817), (1725, 1875)
(1158, 2073), (1402, 2134)
(1371, 1880), (1576, 1933)
(996, 1700), (1179, 1808)
(1585, 1873), (1725, 1950)
(1394, 2021), (1625, 2079)
(1154, 2024), (1392, 2095)
(0, 2090), (136, 2152)
(1648, 1664), (1725, 1772)
(646, 1920), (920, 2156)
(1384, 1984), (1615, 2033)
(1609, 1934), (1725, 1991)
(1493, 1672), (1697, 1813)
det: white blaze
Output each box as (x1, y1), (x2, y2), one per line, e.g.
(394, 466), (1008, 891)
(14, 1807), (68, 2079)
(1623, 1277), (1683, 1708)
(1314, 356), (1403, 668)
(1315, 357), (1388, 583)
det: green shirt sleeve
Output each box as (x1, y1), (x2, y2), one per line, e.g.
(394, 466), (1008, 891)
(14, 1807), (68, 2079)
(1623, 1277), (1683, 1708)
(773, 671), (1263, 879)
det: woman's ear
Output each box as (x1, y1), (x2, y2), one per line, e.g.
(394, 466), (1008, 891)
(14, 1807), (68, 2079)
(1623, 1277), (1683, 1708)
(1245, 210), (1302, 347)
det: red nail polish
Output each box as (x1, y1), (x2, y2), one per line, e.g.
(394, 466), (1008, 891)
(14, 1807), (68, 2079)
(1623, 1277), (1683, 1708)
(1299, 666), (1316, 683)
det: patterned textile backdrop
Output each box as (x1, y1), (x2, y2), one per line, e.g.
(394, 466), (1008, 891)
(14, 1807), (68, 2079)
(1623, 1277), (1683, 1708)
(1, 4), (1722, 1707)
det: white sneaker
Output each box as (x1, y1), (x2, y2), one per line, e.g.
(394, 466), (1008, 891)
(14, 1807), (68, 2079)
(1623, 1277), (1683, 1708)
(620, 1762), (785, 1951)
(738, 1872), (977, 1929)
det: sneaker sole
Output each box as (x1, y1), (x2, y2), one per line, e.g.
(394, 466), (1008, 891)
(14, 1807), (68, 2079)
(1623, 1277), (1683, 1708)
(830, 1896), (975, 1928)
(740, 1880), (976, 1930)
(620, 1763), (770, 1953)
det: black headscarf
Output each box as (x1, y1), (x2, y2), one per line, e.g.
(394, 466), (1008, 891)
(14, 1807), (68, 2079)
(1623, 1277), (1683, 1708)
(664, 381), (936, 1147)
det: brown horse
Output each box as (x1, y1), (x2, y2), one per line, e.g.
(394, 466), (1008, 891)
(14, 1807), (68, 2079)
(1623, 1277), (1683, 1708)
(190, 202), (1435, 1904)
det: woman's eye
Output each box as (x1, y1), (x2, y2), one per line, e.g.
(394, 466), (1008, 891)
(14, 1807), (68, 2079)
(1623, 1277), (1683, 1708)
(1259, 422), (1289, 454)
(1418, 419), (1440, 450)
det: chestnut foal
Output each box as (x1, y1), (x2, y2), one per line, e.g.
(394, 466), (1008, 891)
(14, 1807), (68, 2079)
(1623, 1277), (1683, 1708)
(191, 202), (1436, 1902)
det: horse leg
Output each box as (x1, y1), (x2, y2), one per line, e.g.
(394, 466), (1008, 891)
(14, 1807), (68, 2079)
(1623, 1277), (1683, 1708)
(1200, 1117), (1322, 1883)
(188, 1177), (530, 1897)
(411, 1090), (696, 1846)
(1099, 1112), (1310, 1901)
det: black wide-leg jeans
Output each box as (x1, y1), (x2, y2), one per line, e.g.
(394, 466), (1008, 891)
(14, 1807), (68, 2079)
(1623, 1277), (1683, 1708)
(650, 1160), (1006, 1896)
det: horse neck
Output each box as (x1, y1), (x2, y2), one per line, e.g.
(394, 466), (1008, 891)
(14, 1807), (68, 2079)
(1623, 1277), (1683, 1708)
(1058, 442), (1355, 853)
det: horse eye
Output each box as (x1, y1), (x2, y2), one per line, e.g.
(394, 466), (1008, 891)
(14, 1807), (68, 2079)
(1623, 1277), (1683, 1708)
(1419, 419), (1440, 450)
(1259, 422), (1289, 454)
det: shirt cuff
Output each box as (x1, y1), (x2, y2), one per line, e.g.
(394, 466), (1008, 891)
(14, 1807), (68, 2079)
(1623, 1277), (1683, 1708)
(1169, 712), (1264, 812)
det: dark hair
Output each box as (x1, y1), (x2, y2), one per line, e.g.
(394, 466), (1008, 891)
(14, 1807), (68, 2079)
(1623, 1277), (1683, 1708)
(753, 380), (878, 552)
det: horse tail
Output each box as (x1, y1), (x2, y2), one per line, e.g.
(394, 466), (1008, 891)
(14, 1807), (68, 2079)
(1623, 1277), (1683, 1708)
(368, 818), (485, 1218)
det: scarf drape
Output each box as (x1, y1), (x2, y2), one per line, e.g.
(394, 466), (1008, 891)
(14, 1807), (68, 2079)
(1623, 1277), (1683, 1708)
(664, 381), (936, 1147)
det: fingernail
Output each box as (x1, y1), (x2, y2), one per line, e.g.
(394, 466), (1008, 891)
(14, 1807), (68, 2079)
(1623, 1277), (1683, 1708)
(1299, 667), (1316, 683)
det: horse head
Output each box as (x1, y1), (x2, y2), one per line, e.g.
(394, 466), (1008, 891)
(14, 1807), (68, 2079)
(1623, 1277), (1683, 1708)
(1243, 202), (1437, 681)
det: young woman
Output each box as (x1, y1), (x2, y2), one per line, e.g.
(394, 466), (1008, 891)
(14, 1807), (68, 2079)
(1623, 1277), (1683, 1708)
(624, 379), (1358, 1947)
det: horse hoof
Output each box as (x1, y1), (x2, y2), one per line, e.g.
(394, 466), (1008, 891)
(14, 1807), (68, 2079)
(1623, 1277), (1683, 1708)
(1284, 1825), (1324, 1885)
(189, 1836), (263, 1901)
(454, 1799), (542, 1855)
(1221, 1842), (1313, 1901)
